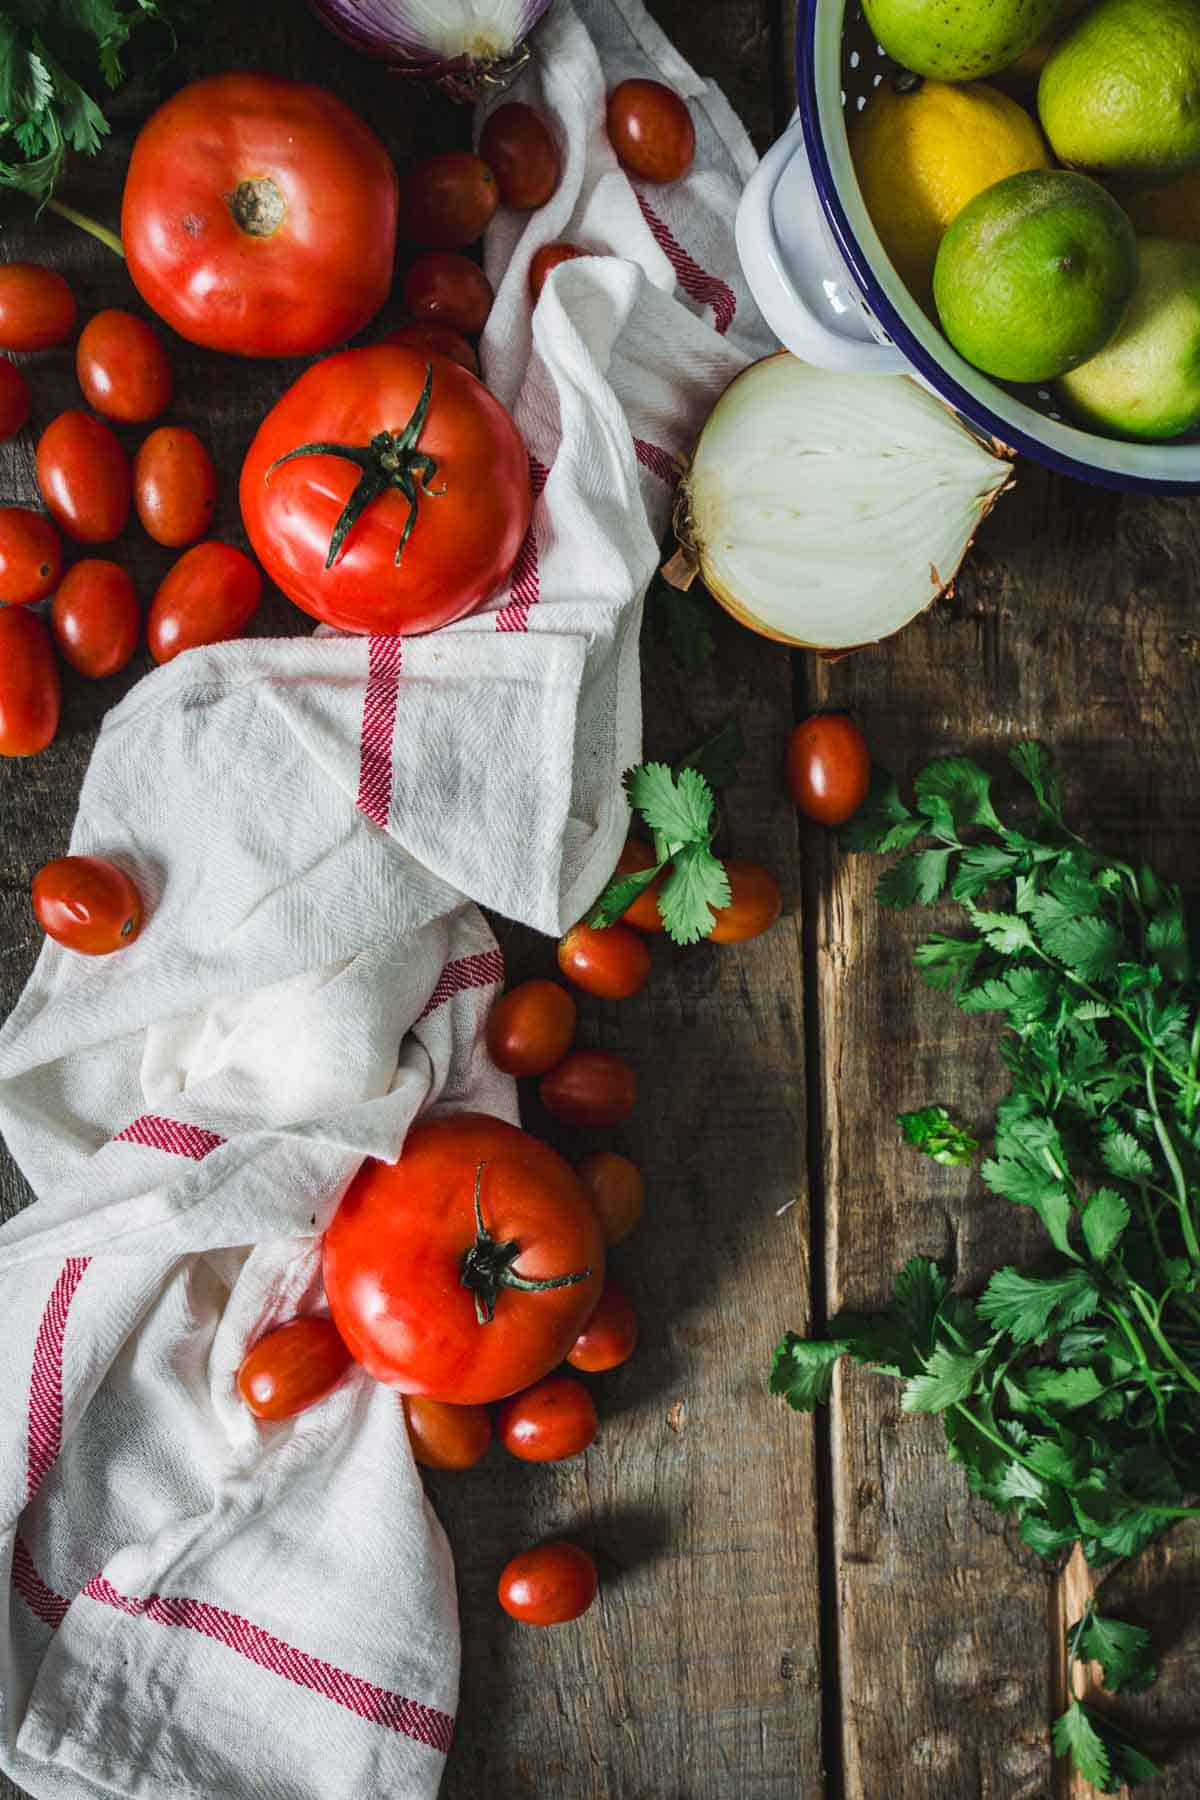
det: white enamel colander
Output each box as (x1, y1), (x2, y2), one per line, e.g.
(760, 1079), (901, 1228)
(734, 0), (1200, 493)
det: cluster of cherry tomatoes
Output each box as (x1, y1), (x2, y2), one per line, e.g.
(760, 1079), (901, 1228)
(388, 75), (697, 351)
(0, 262), (258, 757)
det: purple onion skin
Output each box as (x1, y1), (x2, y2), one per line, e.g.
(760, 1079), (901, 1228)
(306, 0), (553, 97)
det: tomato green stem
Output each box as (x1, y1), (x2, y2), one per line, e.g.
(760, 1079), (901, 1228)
(459, 1162), (591, 1325)
(46, 198), (125, 259)
(266, 362), (445, 570)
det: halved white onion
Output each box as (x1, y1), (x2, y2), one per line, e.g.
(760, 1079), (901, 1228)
(665, 353), (1014, 652)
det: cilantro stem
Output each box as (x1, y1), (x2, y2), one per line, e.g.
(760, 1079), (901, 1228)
(1144, 1062), (1200, 1266)
(1186, 1013), (1200, 1128)
(1127, 1287), (1200, 1400)
(1104, 1302), (1169, 1435)
(46, 199), (125, 259)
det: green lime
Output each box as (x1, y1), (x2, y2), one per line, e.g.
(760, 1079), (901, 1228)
(1057, 238), (1200, 439)
(1039, 0), (1200, 179)
(933, 169), (1138, 382)
(863, 0), (1062, 81)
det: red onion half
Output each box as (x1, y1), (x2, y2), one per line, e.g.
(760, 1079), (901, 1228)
(308, 0), (555, 100)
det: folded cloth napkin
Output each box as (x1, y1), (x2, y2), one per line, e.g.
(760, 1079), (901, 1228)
(0, 1), (773, 1793)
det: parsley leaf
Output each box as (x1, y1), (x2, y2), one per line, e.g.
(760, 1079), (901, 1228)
(625, 762), (713, 844)
(1053, 1701), (1114, 1791)
(658, 840), (731, 946)
(876, 847), (953, 908)
(898, 1105), (978, 1166)
(768, 1335), (847, 1411)
(838, 766), (924, 855)
(977, 1267), (1098, 1344)
(1069, 1609), (1157, 1696)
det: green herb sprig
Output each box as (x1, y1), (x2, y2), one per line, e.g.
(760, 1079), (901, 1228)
(587, 722), (744, 945)
(772, 741), (1200, 1790)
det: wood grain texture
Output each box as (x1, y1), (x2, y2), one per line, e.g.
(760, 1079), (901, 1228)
(808, 464), (1200, 1799)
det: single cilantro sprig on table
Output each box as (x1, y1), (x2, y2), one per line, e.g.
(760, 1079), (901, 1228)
(772, 741), (1200, 1790)
(587, 722), (744, 945)
(899, 1105), (978, 1167)
(0, 1), (189, 225)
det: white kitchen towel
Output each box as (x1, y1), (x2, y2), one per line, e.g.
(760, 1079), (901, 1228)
(0, 0), (775, 1795)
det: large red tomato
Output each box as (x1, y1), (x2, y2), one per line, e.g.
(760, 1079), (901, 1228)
(120, 74), (398, 358)
(239, 345), (531, 635)
(323, 1112), (604, 1404)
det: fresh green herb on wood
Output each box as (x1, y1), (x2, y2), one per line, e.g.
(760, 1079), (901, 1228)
(771, 741), (1200, 1790)
(587, 724), (744, 944)
(0, 0), (188, 209)
(899, 1105), (979, 1167)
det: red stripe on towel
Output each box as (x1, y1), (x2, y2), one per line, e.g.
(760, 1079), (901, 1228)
(82, 1576), (455, 1754)
(635, 195), (736, 334)
(26, 1256), (90, 1502)
(418, 950), (506, 1019)
(356, 635), (404, 826)
(113, 1115), (225, 1160)
(496, 456), (551, 633)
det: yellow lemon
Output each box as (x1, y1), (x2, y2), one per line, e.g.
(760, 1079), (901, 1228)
(1119, 168), (1200, 245)
(850, 75), (1051, 313)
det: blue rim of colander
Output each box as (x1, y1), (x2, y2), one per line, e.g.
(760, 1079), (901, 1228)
(794, 0), (1200, 495)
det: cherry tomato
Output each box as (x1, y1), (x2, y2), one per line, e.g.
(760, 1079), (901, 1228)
(75, 310), (173, 424)
(403, 1395), (493, 1469)
(381, 323), (480, 376)
(236, 1317), (352, 1421)
(240, 345), (528, 637)
(0, 264), (75, 351)
(51, 561), (139, 679)
(787, 713), (871, 826)
(530, 244), (589, 302)
(540, 1050), (636, 1128)
(0, 608), (60, 756)
(133, 427), (219, 549)
(0, 506), (63, 605)
(576, 1151), (643, 1245)
(557, 921), (651, 1000)
(323, 1112), (605, 1405)
(486, 979), (577, 1077)
(400, 152), (498, 250)
(566, 1279), (637, 1372)
(121, 74), (398, 358)
(707, 860), (782, 944)
(403, 253), (494, 336)
(31, 855), (143, 955)
(36, 411), (131, 545)
(606, 80), (695, 184)
(496, 1374), (598, 1463)
(479, 104), (560, 210)
(148, 542), (262, 665)
(614, 837), (665, 932)
(0, 358), (31, 441)
(498, 1541), (598, 1626)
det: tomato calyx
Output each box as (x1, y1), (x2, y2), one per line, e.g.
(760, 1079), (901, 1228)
(266, 362), (447, 570)
(459, 1161), (592, 1326)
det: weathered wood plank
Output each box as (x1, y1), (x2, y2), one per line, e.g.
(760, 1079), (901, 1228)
(0, 2), (827, 1796)
(808, 464), (1200, 1798)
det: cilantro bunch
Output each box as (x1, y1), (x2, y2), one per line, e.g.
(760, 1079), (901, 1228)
(772, 742), (1200, 1791)
(0, 1), (188, 208)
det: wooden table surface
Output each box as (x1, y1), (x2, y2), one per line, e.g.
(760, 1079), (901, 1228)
(1, 2), (1197, 1797)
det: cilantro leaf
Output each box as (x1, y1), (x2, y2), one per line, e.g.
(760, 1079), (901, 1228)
(898, 1105), (978, 1167)
(977, 1267), (1098, 1344)
(838, 765), (924, 855)
(1024, 1366), (1105, 1409)
(1099, 1128), (1153, 1181)
(1035, 910), (1125, 982)
(769, 1335), (845, 1411)
(1009, 741), (1063, 819)
(625, 762), (713, 845)
(967, 909), (1035, 954)
(657, 840), (730, 945)
(902, 1345), (983, 1412)
(1069, 1611), (1157, 1696)
(586, 862), (663, 930)
(876, 847), (953, 908)
(678, 719), (744, 790)
(1081, 1188), (1130, 1263)
(914, 756), (1003, 835)
(1053, 1701), (1114, 1792)
(913, 934), (983, 993)
(950, 843), (1021, 899)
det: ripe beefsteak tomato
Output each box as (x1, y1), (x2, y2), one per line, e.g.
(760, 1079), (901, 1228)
(322, 1112), (605, 1404)
(121, 74), (398, 358)
(239, 345), (531, 635)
